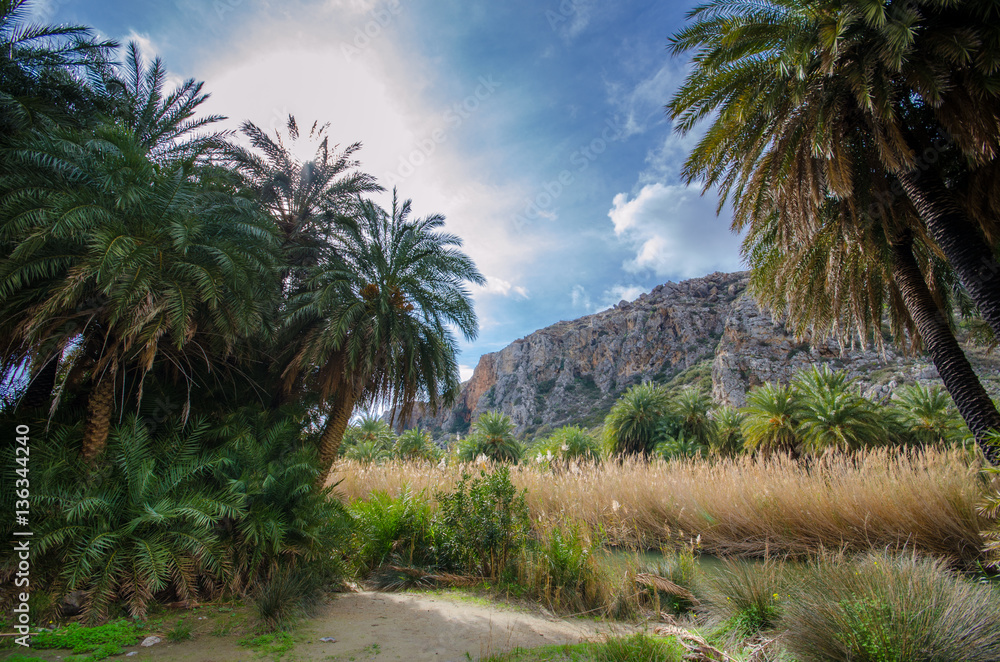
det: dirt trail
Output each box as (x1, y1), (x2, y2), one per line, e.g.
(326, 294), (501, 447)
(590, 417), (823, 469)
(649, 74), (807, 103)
(11, 591), (629, 662)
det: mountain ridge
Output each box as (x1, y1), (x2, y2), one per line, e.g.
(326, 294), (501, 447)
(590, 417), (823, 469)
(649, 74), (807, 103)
(391, 271), (1000, 438)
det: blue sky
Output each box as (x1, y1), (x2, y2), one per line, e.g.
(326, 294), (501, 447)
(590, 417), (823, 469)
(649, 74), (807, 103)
(35, 0), (744, 379)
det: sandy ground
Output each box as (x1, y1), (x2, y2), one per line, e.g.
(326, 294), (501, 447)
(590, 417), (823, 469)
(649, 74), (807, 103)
(7, 591), (631, 662)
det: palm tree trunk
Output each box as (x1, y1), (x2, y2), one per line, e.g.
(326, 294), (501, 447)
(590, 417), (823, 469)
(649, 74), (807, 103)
(315, 391), (356, 486)
(891, 234), (1000, 465)
(897, 168), (1000, 340)
(81, 375), (115, 464)
(21, 355), (58, 410)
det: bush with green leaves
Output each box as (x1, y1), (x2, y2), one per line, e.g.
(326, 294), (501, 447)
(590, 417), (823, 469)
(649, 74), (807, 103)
(603, 382), (671, 457)
(437, 467), (530, 578)
(212, 407), (351, 594)
(348, 489), (447, 573)
(519, 521), (608, 613)
(29, 620), (147, 661)
(532, 425), (600, 463)
(341, 415), (397, 462)
(668, 387), (717, 446)
(707, 558), (785, 641)
(32, 416), (241, 621)
(457, 410), (524, 463)
(781, 553), (1000, 662)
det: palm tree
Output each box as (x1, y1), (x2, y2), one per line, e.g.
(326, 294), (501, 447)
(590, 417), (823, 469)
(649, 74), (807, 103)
(536, 425), (600, 463)
(394, 427), (440, 461)
(711, 405), (746, 457)
(892, 383), (965, 446)
(223, 115), (381, 273)
(458, 410), (523, 463)
(284, 190), (484, 484)
(34, 416), (242, 621)
(740, 383), (803, 456)
(603, 382), (671, 457)
(669, 0), (1000, 462)
(744, 201), (1000, 462)
(95, 41), (226, 162)
(0, 0), (115, 137)
(668, 0), (1000, 337)
(0, 125), (277, 461)
(792, 366), (886, 452)
(669, 387), (717, 447)
(341, 415), (396, 456)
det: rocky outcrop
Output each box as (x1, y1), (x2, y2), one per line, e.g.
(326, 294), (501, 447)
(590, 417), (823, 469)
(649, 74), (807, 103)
(394, 271), (1000, 438)
(712, 294), (1000, 406)
(398, 273), (748, 436)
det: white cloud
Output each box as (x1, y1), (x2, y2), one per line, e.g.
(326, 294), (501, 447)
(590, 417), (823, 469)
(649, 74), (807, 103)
(604, 284), (645, 305)
(608, 182), (744, 279)
(606, 61), (686, 139)
(474, 276), (529, 299)
(459, 364), (476, 382)
(571, 283), (645, 313)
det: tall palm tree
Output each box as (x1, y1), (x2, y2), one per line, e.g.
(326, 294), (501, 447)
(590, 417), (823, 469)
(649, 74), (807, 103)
(0, 0), (115, 137)
(223, 115), (381, 273)
(0, 125), (277, 461)
(669, 0), (1000, 462)
(95, 41), (227, 162)
(668, 0), (1000, 337)
(283, 190), (483, 484)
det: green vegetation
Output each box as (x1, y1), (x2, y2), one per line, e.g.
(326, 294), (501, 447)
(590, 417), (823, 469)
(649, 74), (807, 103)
(458, 410), (525, 463)
(482, 635), (684, 662)
(28, 620), (146, 661)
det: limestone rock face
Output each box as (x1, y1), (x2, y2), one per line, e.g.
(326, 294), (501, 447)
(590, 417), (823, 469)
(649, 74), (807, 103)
(401, 272), (749, 437)
(393, 271), (1000, 438)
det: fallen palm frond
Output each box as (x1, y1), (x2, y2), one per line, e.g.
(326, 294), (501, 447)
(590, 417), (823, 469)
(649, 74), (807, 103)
(634, 574), (699, 605)
(654, 624), (738, 662)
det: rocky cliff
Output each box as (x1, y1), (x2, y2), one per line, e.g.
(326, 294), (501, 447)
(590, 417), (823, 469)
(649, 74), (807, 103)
(395, 271), (1000, 438)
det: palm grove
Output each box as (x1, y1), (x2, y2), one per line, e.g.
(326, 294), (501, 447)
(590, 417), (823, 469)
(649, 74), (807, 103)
(1, 0), (1000, 632)
(0, 0), (483, 621)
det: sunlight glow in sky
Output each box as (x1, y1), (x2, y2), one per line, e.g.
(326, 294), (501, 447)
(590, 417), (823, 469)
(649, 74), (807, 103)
(40, 0), (745, 380)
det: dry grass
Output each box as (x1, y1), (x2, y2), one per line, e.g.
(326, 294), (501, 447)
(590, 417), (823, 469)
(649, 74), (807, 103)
(331, 447), (995, 563)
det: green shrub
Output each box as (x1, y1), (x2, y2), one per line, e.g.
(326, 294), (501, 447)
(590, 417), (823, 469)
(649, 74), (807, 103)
(603, 383), (671, 457)
(33, 417), (241, 622)
(706, 558), (785, 640)
(249, 566), (323, 632)
(533, 425), (601, 463)
(166, 621), (193, 642)
(520, 521), (609, 613)
(781, 553), (1000, 662)
(349, 489), (445, 572)
(710, 405), (745, 457)
(213, 407), (352, 594)
(437, 467), (530, 578)
(891, 384), (966, 447)
(599, 634), (683, 662)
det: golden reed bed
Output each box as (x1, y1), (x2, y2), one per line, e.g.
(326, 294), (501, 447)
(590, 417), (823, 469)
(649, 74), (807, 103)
(331, 447), (997, 563)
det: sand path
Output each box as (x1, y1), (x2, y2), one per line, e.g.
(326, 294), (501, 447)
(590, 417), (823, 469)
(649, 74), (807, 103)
(10, 591), (629, 662)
